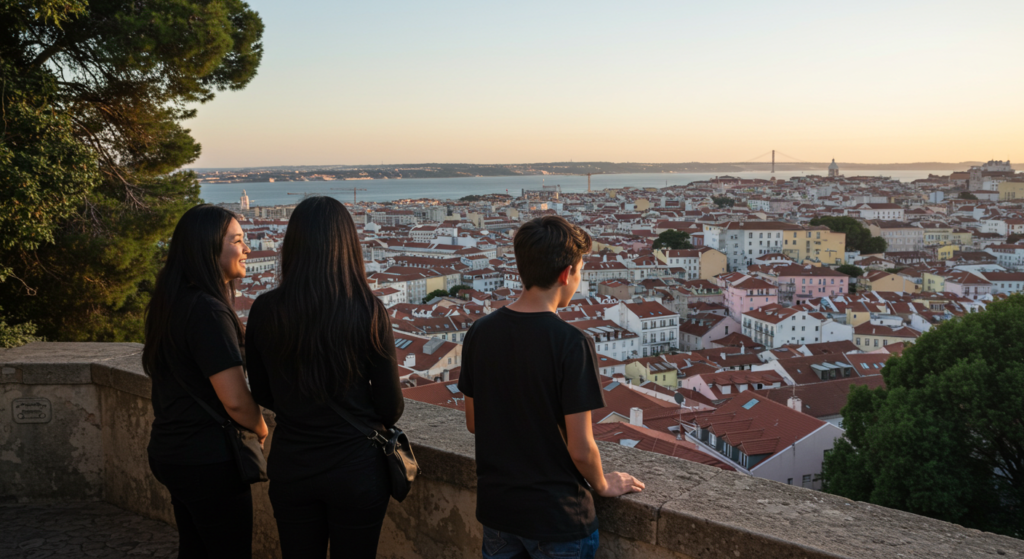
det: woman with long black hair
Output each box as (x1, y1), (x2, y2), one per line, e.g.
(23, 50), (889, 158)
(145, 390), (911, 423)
(143, 205), (268, 559)
(246, 196), (402, 559)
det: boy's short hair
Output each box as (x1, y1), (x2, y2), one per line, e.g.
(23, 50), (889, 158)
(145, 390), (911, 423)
(513, 216), (592, 290)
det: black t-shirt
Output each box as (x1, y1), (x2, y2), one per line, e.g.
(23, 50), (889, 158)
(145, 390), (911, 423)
(457, 306), (606, 542)
(147, 288), (245, 465)
(245, 289), (404, 483)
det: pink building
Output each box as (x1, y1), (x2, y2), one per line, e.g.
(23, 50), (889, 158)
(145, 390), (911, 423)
(943, 271), (992, 300)
(716, 272), (779, 322)
(770, 265), (849, 305)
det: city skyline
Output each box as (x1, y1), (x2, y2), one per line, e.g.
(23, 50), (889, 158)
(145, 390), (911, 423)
(186, 0), (1024, 169)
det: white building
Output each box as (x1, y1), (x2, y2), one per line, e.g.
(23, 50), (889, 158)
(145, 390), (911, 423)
(742, 304), (822, 349)
(980, 272), (1024, 295)
(847, 203), (905, 221)
(607, 301), (680, 357)
(706, 222), (801, 272)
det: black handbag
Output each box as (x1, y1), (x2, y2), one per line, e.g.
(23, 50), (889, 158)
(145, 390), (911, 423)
(326, 400), (420, 502)
(170, 371), (269, 484)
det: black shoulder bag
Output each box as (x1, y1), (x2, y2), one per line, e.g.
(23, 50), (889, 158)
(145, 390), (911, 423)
(171, 292), (268, 484)
(171, 373), (268, 484)
(326, 401), (420, 502)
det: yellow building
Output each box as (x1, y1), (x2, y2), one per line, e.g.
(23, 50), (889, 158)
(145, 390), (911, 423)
(782, 227), (846, 265)
(591, 240), (625, 254)
(623, 359), (679, 388)
(998, 181), (1024, 201)
(635, 198), (651, 212)
(853, 324), (920, 352)
(653, 247), (727, 280)
(936, 245), (959, 260)
(425, 275), (448, 296)
(845, 301), (888, 327)
(951, 229), (973, 246)
(921, 225), (954, 247)
(860, 271), (919, 294)
(921, 272), (946, 293)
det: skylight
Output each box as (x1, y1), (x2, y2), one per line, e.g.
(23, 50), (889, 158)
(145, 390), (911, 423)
(742, 399), (759, 410)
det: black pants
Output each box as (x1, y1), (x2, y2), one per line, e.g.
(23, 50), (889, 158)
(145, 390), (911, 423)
(149, 457), (253, 559)
(269, 449), (392, 559)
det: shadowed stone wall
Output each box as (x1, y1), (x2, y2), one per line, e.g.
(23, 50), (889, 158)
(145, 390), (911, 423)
(2, 342), (1023, 559)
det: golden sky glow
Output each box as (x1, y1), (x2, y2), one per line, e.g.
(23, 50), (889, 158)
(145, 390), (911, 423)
(188, 1), (1024, 168)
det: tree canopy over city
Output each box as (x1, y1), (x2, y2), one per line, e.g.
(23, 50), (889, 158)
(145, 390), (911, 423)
(809, 216), (888, 254)
(711, 196), (735, 208)
(653, 230), (693, 250)
(836, 264), (864, 278)
(0, 0), (264, 342)
(424, 289), (450, 303)
(822, 294), (1024, 538)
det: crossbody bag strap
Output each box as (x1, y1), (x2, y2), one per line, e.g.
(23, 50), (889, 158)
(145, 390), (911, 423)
(325, 400), (389, 446)
(169, 291), (230, 427)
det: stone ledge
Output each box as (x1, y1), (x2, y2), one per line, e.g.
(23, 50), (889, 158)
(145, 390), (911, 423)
(2, 342), (1023, 559)
(0, 342), (143, 385)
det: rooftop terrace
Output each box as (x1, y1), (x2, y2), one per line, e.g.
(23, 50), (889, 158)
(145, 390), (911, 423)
(2, 342), (1023, 559)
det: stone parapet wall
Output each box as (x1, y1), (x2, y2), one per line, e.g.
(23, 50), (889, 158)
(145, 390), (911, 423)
(2, 342), (1022, 559)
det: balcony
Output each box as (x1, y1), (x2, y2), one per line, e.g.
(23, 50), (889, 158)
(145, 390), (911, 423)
(2, 343), (1022, 558)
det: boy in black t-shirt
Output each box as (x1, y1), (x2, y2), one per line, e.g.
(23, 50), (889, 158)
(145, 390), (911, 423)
(458, 216), (644, 559)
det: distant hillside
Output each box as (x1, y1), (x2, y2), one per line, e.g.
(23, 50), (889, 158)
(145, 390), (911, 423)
(191, 161), (985, 182)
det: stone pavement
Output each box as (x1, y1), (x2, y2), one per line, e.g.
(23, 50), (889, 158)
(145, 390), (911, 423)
(0, 502), (178, 558)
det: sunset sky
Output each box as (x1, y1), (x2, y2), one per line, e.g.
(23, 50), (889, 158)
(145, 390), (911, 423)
(188, 0), (1024, 169)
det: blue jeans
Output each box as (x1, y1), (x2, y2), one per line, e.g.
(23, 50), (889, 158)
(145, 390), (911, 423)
(482, 526), (599, 559)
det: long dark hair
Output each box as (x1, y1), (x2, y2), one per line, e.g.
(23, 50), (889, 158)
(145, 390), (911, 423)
(273, 196), (389, 399)
(143, 205), (244, 378)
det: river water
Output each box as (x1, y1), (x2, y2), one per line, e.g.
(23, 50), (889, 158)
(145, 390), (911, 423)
(199, 170), (952, 206)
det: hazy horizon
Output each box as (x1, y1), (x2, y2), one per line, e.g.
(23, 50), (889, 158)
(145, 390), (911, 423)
(188, 159), (994, 172)
(187, 1), (1024, 168)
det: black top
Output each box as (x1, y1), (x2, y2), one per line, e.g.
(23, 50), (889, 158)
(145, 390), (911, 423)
(245, 289), (404, 483)
(147, 287), (245, 465)
(457, 307), (606, 542)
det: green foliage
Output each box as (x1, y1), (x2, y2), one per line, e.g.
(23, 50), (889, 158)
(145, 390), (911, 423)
(0, 59), (99, 283)
(0, 0), (264, 341)
(459, 195), (484, 202)
(861, 236), (888, 254)
(711, 196), (734, 208)
(836, 264), (864, 278)
(822, 295), (1024, 538)
(0, 306), (42, 348)
(957, 192), (979, 200)
(1008, 233), (1023, 244)
(809, 216), (888, 254)
(653, 229), (693, 251)
(424, 289), (450, 303)
(885, 267), (905, 274)
(448, 285), (471, 297)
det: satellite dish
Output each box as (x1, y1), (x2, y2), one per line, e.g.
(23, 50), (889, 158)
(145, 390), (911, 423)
(674, 392), (685, 405)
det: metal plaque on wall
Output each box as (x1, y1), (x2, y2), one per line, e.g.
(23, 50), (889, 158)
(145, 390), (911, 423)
(13, 398), (52, 424)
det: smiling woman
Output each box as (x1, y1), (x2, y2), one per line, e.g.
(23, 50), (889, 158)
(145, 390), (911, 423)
(142, 204), (267, 559)
(220, 219), (252, 282)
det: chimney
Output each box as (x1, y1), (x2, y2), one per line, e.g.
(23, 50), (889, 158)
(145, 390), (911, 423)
(629, 407), (644, 427)
(403, 353), (416, 368)
(787, 396), (803, 413)
(441, 369), (450, 382)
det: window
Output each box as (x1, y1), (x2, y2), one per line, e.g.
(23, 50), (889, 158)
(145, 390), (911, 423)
(802, 474), (812, 488)
(787, 478), (793, 485)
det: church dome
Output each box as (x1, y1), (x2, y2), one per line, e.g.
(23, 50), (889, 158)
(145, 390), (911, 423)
(828, 159), (839, 170)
